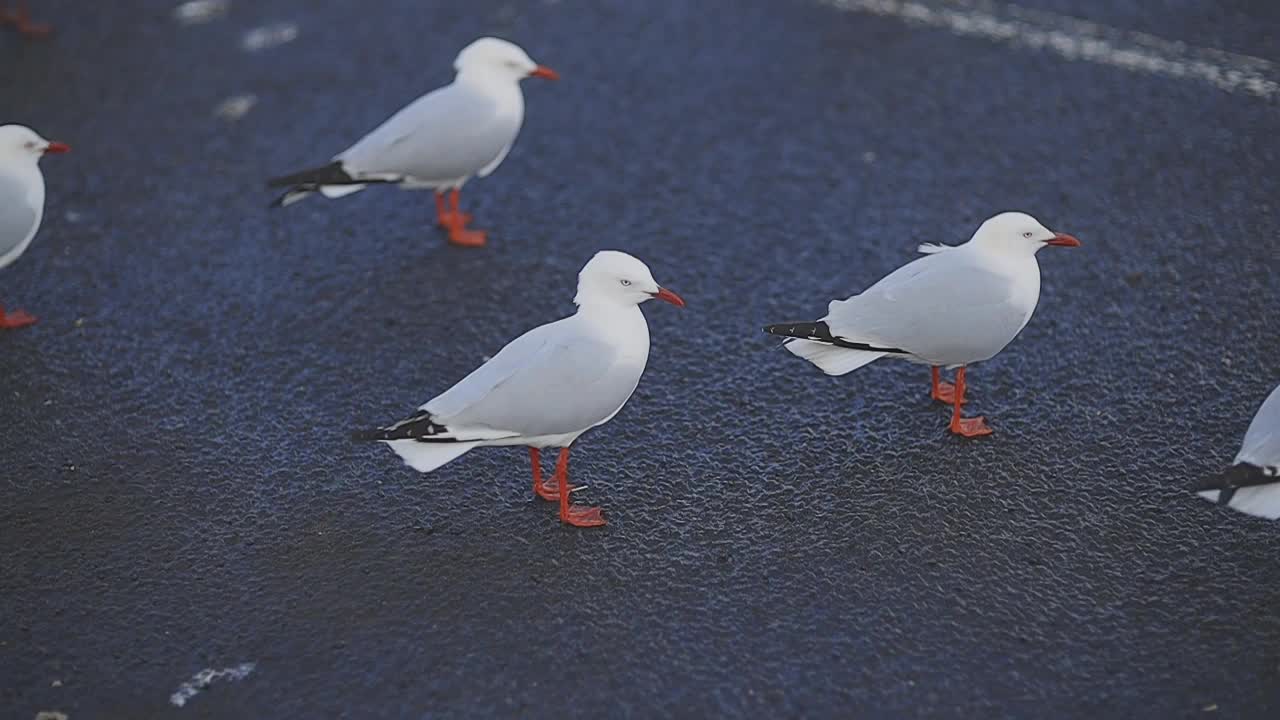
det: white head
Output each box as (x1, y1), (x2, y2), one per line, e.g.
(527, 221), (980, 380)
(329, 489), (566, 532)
(574, 250), (685, 309)
(968, 211), (1081, 254)
(453, 37), (559, 82)
(0, 124), (70, 165)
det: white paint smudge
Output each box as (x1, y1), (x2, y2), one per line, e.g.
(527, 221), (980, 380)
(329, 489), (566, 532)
(242, 22), (298, 52)
(173, 0), (230, 25)
(821, 0), (1280, 99)
(214, 94), (259, 121)
(34, 712), (68, 720)
(169, 662), (256, 708)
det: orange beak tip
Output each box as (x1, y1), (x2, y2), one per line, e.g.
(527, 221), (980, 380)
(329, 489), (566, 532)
(530, 65), (559, 81)
(1047, 232), (1081, 247)
(653, 287), (685, 308)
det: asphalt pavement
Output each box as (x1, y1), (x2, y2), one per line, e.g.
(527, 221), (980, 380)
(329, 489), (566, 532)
(2, 0), (1279, 717)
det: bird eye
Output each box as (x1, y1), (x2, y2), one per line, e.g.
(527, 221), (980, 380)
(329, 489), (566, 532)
(1022, 231), (1034, 238)
(23, 141), (36, 150)
(620, 279), (632, 287)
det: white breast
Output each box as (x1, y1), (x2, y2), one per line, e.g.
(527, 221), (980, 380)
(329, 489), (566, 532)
(0, 166), (45, 271)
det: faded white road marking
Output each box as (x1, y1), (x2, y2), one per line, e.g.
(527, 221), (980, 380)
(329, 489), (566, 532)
(214, 94), (259, 121)
(242, 22), (299, 52)
(821, 0), (1280, 99)
(173, 0), (230, 26)
(169, 662), (256, 708)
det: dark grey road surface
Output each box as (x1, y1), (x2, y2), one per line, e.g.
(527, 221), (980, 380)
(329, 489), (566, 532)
(3, 0), (1279, 717)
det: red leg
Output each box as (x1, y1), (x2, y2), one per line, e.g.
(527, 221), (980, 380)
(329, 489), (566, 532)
(930, 366), (964, 405)
(434, 191), (448, 226)
(448, 189), (473, 225)
(0, 1), (52, 38)
(0, 303), (38, 330)
(442, 189), (485, 247)
(435, 189), (473, 229)
(948, 367), (992, 437)
(531, 447), (579, 501)
(555, 448), (605, 527)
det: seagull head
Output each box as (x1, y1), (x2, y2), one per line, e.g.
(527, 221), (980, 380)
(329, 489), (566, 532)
(454, 37), (559, 83)
(969, 211), (1080, 254)
(574, 250), (685, 308)
(0, 124), (70, 164)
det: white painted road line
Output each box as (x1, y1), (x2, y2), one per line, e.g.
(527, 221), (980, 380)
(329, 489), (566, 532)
(821, 0), (1280, 100)
(170, 662), (257, 708)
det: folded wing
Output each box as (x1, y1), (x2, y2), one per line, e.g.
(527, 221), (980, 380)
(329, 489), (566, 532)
(823, 252), (1028, 360)
(426, 320), (631, 439)
(339, 83), (518, 184)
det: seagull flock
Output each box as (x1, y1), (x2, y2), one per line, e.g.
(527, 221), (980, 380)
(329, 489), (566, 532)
(3, 36), (1275, 526)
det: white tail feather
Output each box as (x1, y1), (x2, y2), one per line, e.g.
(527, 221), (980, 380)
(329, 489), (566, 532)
(320, 184), (366, 199)
(784, 339), (886, 376)
(278, 189), (313, 207)
(1197, 486), (1280, 520)
(385, 440), (477, 473)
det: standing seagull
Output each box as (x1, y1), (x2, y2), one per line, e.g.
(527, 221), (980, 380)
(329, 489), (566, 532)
(0, 125), (70, 329)
(267, 37), (558, 247)
(1194, 383), (1280, 520)
(353, 251), (685, 527)
(763, 212), (1080, 437)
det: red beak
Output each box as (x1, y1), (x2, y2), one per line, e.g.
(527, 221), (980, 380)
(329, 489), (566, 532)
(1045, 232), (1080, 247)
(529, 65), (559, 81)
(44, 142), (71, 155)
(651, 287), (685, 308)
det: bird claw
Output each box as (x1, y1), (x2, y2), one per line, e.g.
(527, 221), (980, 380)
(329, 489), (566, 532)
(0, 9), (51, 37)
(949, 416), (993, 438)
(534, 481), (581, 502)
(447, 228), (487, 247)
(0, 309), (38, 329)
(436, 211), (473, 228)
(561, 504), (606, 527)
(931, 381), (966, 405)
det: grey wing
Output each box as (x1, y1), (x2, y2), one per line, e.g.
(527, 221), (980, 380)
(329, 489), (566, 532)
(424, 321), (560, 420)
(824, 254), (1026, 356)
(1238, 384), (1280, 467)
(338, 83), (516, 183)
(477, 141), (513, 178)
(430, 331), (630, 438)
(0, 174), (39, 260)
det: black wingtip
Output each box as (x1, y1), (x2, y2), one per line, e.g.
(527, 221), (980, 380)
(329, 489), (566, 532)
(762, 321), (910, 354)
(266, 161), (353, 189)
(762, 321), (824, 339)
(1193, 463), (1273, 494)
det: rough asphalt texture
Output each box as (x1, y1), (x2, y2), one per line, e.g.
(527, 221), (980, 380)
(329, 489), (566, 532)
(3, 0), (1279, 717)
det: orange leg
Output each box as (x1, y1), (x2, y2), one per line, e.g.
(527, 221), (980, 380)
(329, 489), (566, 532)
(530, 447), (578, 502)
(0, 303), (38, 330)
(0, 1), (52, 38)
(554, 448), (605, 527)
(434, 190), (472, 229)
(930, 366), (964, 405)
(441, 189), (485, 247)
(948, 367), (992, 438)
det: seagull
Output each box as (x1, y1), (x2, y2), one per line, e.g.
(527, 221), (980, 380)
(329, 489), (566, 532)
(267, 37), (558, 248)
(353, 251), (685, 527)
(0, 1), (50, 37)
(0, 125), (70, 330)
(763, 212), (1080, 437)
(1194, 383), (1280, 520)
